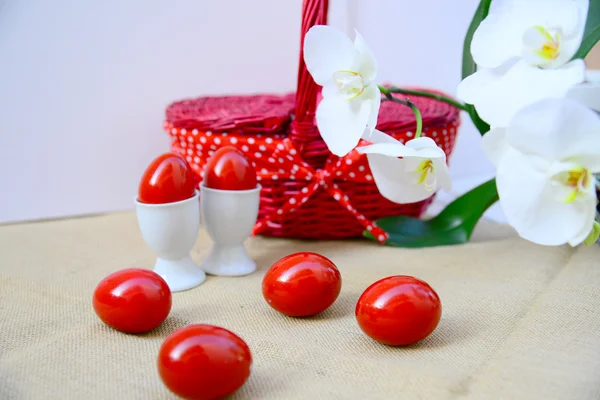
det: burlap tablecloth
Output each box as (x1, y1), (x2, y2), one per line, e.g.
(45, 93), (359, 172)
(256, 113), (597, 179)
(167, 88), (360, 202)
(1, 212), (599, 400)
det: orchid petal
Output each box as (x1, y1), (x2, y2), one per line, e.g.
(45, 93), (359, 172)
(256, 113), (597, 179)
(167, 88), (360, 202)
(353, 30), (378, 82)
(364, 84), (381, 134)
(506, 97), (600, 170)
(364, 154), (440, 204)
(303, 25), (358, 86)
(316, 94), (371, 157)
(496, 148), (595, 246)
(465, 59), (585, 127)
(456, 59), (517, 105)
(481, 128), (509, 167)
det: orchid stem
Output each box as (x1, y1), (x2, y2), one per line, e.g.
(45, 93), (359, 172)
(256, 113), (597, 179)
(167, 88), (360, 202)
(383, 86), (468, 111)
(379, 86), (423, 138)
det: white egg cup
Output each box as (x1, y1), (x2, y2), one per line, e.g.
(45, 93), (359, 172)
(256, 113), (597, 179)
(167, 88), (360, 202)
(200, 184), (261, 276)
(135, 190), (206, 292)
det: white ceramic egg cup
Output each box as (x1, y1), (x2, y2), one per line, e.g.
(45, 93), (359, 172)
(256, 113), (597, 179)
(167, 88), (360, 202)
(200, 184), (261, 276)
(135, 190), (206, 292)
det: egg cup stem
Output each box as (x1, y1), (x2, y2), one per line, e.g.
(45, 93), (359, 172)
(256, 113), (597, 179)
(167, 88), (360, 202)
(201, 244), (256, 276)
(154, 256), (206, 292)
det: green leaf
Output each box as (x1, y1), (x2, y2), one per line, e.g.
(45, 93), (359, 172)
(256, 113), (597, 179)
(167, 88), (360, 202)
(462, 0), (493, 80)
(364, 179), (499, 248)
(572, 0), (600, 60)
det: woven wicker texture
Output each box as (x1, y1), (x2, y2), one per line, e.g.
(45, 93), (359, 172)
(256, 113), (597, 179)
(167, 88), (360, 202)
(163, 0), (461, 240)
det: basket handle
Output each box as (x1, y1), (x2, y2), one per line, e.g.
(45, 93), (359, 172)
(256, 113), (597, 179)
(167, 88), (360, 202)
(290, 0), (329, 160)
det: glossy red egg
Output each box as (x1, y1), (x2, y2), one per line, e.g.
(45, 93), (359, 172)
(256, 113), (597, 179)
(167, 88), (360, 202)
(138, 152), (198, 204)
(92, 268), (172, 333)
(262, 252), (342, 317)
(203, 146), (257, 190)
(355, 275), (441, 346)
(157, 324), (252, 400)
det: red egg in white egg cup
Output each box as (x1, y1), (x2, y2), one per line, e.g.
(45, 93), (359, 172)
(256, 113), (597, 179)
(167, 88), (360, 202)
(135, 190), (206, 292)
(199, 183), (261, 276)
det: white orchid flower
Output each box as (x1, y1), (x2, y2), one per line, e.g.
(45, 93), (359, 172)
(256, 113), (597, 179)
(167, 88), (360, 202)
(483, 98), (600, 246)
(457, 0), (589, 127)
(356, 130), (452, 204)
(303, 25), (381, 156)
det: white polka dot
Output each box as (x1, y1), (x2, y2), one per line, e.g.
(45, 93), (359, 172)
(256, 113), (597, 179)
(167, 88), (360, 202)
(261, 168), (268, 174)
(290, 208), (295, 212)
(334, 194), (341, 200)
(206, 131), (212, 136)
(194, 156), (200, 163)
(242, 145), (249, 152)
(192, 129), (198, 136)
(277, 144), (284, 151)
(251, 162), (257, 167)
(248, 138), (255, 144)
(333, 184), (339, 189)
(301, 197), (308, 203)
(289, 198), (296, 204)
(366, 174), (373, 181)
(336, 171), (342, 176)
(345, 159), (352, 165)
(180, 142), (187, 148)
(349, 172), (355, 178)
(272, 175), (278, 180)
(367, 226), (373, 231)
(210, 145), (217, 150)
(187, 149), (193, 155)
(292, 165), (299, 171)
(279, 169), (285, 174)
(255, 152), (262, 158)
(358, 165), (365, 171)
(268, 157), (275, 163)
(313, 184), (319, 190)
(266, 137), (273, 144)
(433, 131), (438, 137)
(187, 136), (194, 143)
(287, 155), (294, 161)
(406, 131), (413, 137)
(277, 209), (283, 215)
(378, 235), (385, 241)
(301, 187), (308, 193)
(443, 129), (448, 134)
(290, 149), (297, 155)
(181, 128), (187, 135)
(450, 128), (455, 134)
(306, 176), (312, 181)
(320, 180), (325, 186)
(278, 158), (284, 163)
(290, 175), (295, 180)
(257, 134), (262, 138)
(171, 128), (177, 134)
(259, 145), (266, 151)
(196, 144), (202, 150)
(200, 137), (207, 143)
(257, 176), (262, 181)
(208, 150), (214, 156)
(222, 132), (228, 136)
(230, 137), (238, 144)
(343, 195), (349, 201)
(214, 137), (221, 144)
(186, 156), (192, 162)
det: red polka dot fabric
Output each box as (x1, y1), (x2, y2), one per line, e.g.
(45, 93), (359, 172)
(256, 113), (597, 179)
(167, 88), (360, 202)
(165, 116), (459, 244)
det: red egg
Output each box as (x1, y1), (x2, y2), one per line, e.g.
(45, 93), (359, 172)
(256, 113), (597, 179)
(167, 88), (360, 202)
(158, 324), (252, 400)
(138, 152), (198, 204)
(203, 146), (257, 190)
(355, 275), (441, 346)
(92, 268), (172, 333)
(262, 252), (342, 317)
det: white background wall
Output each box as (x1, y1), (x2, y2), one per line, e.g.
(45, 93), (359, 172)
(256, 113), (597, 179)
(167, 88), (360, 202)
(0, 0), (503, 224)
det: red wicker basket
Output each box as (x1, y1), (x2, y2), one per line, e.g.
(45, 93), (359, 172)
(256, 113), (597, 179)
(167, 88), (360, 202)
(164, 0), (460, 243)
